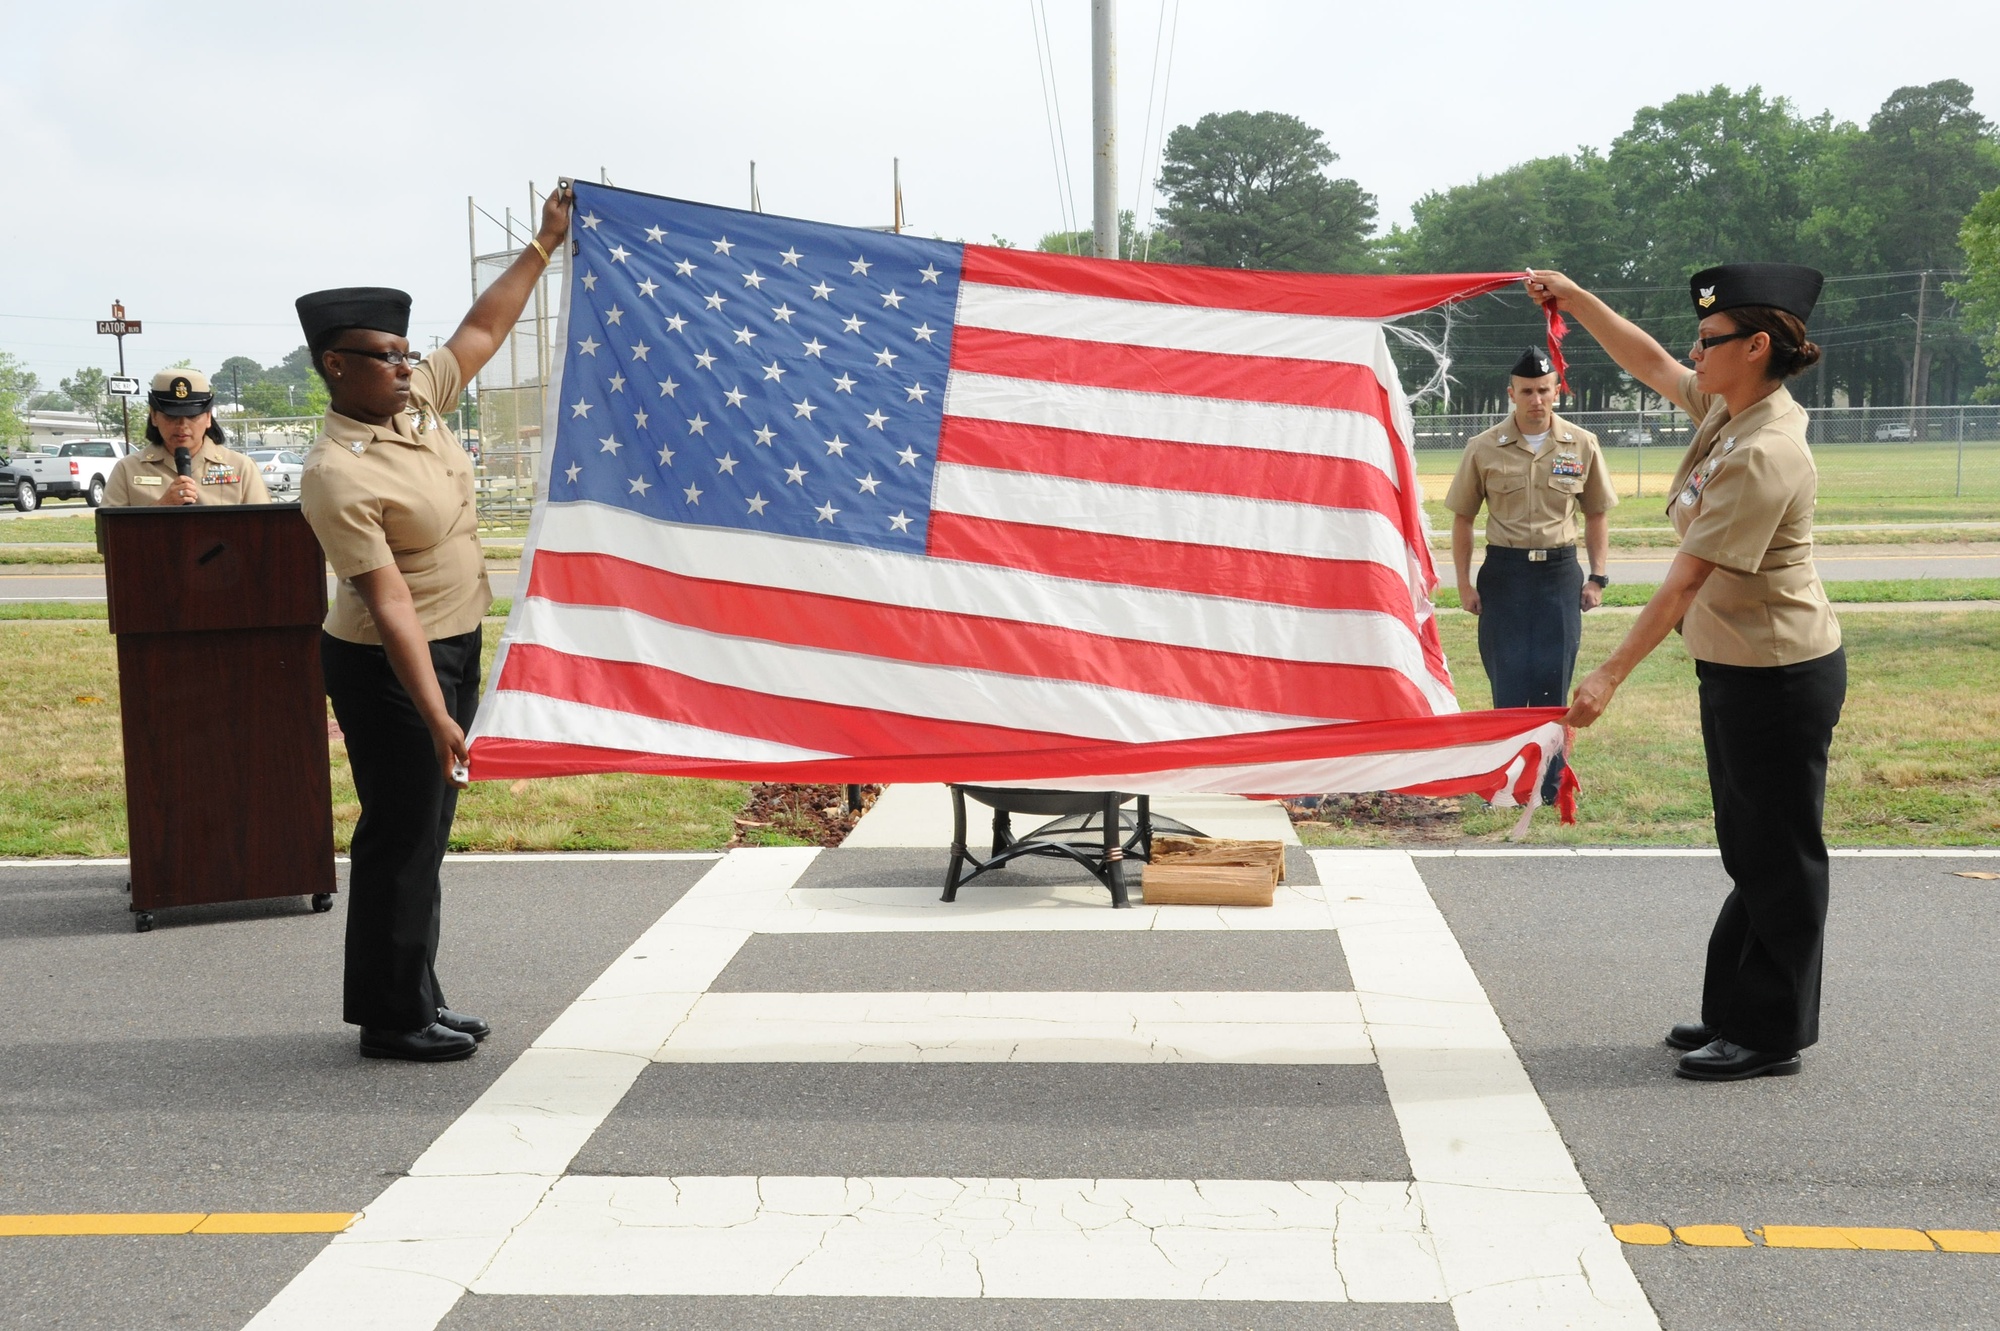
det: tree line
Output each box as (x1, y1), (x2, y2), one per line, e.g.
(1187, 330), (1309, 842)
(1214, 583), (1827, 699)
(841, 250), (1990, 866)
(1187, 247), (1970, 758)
(1039, 79), (2000, 413)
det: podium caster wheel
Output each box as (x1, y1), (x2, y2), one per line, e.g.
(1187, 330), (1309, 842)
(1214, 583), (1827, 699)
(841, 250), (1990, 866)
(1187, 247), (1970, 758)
(311, 893), (334, 914)
(134, 912), (154, 933)
(123, 879), (132, 894)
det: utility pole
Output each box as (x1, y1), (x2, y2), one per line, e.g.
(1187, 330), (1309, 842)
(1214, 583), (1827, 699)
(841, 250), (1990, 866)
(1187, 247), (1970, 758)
(1091, 0), (1118, 260)
(1909, 269), (1930, 423)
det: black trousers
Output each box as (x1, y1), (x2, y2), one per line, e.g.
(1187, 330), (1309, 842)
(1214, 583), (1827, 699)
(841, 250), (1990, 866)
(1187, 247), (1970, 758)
(1696, 647), (1846, 1053)
(1476, 547), (1583, 803)
(322, 627), (482, 1032)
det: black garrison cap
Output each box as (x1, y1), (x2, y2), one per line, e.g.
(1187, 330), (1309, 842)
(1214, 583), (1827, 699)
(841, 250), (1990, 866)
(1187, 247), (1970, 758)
(294, 286), (413, 352)
(1688, 263), (1823, 322)
(1509, 346), (1555, 379)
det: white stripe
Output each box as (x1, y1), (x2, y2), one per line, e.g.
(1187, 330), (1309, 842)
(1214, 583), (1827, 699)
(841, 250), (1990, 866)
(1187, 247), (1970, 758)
(944, 370), (1399, 485)
(656, 990), (1370, 1063)
(476, 598), (1325, 748)
(934, 462), (1410, 572)
(473, 687), (841, 762)
(957, 280), (1387, 365)
(474, 1175), (1444, 1301)
(525, 503), (1456, 711)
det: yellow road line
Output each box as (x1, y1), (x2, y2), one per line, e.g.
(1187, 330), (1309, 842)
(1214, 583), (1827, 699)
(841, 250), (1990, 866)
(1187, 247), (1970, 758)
(0, 1212), (356, 1237)
(1616, 1223), (2000, 1254)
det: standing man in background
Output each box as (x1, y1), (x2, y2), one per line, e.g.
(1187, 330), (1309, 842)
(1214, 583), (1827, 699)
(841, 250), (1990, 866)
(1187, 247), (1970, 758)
(1445, 347), (1617, 833)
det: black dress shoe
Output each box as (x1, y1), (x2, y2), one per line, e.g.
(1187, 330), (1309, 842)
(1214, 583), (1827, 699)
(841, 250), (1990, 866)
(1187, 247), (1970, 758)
(359, 1022), (478, 1062)
(1665, 1021), (1716, 1051)
(1675, 1039), (1801, 1081)
(436, 1007), (491, 1042)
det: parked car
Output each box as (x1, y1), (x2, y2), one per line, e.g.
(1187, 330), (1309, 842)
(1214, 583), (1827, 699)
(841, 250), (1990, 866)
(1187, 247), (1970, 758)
(1616, 429), (1655, 447)
(247, 448), (306, 497)
(1, 437), (132, 510)
(1874, 422), (1914, 441)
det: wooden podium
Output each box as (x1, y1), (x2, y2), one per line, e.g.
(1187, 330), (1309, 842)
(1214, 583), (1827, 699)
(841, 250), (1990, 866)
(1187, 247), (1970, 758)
(99, 505), (336, 931)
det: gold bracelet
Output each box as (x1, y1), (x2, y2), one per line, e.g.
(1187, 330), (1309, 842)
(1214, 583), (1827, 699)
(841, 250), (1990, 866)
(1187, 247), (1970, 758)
(528, 237), (551, 264)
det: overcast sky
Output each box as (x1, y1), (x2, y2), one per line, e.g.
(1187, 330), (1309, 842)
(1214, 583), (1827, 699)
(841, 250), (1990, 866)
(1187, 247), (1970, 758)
(3, 0), (1995, 388)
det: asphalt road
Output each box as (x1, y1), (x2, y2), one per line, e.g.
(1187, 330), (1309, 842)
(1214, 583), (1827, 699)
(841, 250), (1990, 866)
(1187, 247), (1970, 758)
(3, 847), (1995, 1330)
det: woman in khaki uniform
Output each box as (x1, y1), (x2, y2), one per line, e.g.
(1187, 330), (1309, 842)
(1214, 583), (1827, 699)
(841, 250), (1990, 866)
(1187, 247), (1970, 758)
(1527, 262), (1843, 1082)
(104, 368), (270, 507)
(296, 184), (572, 1063)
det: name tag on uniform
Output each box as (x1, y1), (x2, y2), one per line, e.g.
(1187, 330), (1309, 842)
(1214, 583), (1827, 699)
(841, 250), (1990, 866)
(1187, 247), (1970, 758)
(135, 475), (164, 487)
(1551, 450), (1584, 478)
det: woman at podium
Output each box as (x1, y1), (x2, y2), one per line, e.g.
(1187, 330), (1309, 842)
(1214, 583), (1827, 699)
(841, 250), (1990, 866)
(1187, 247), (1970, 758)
(104, 368), (270, 507)
(295, 184), (572, 1063)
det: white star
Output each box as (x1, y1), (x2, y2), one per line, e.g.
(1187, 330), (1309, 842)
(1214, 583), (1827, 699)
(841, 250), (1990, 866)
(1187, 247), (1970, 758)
(633, 408), (649, 429)
(608, 244), (631, 264)
(656, 443), (676, 465)
(753, 425), (776, 446)
(746, 492), (769, 514)
(657, 376), (679, 397)
(598, 434), (621, 454)
(684, 482), (703, 504)
(704, 291), (727, 311)
(581, 212), (601, 230)
(674, 258), (697, 277)
(880, 289), (905, 309)
(823, 434), (850, 457)
(687, 414), (709, 435)
(723, 386), (747, 408)
(874, 346), (899, 367)
(732, 325), (757, 345)
(694, 349), (717, 370)
(864, 409), (889, 430)
(741, 270), (766, 289)
(918, 263), (941, 284)
(905, 382), (928, 402)
(849, 256), (872, 275)
(778, 247), (803, 266)
(841, 313), (866, 334)
(581, 271), (598, 291)
(856, 473), (881, 495)
(564, 462), (581, 483)
(912, 323), (937, 342)
(570, 398), (593, 418)
(809, 280), (834, 300)
(801, 338), (827, 358)
(604, 305), (624, 325)
(712, 236), (734, 255)
(576, 335), (600, 356)
(889, 511), (913, 532)
(761, 360), (786, 382)
(770, 303), (795, 323)
(716, 453), (739, 475)
(629, 475), (651, 496)
(792, 397), (817, 419)
(607, 372), (626, 393)
(629, 340), (651, 361)
(896, 445), (920, 466)
(832, 372), (856, 393)
(816, 500), (839, 523)
(637, 278), (659, 298)
(645, 224), (667, 243)
(664, 313), (688, 333)
(784, 462), (807, 485)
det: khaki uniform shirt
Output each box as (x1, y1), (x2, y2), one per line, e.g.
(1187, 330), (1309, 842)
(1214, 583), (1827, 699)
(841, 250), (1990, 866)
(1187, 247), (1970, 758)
(1443, 411), (1618, 548)
(300, 347), (489, 645)
(1667, 372), (1840, 667)
(104, 442), (271, 507)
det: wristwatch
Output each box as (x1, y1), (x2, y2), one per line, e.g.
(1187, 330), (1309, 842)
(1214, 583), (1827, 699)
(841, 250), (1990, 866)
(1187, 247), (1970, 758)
(1587, 573), (1611, 588)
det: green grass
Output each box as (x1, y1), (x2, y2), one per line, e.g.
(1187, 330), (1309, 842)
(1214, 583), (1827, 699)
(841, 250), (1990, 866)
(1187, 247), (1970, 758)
(0, 515), (99, 542)
(1428, 578), (2000, 610)
(0, 602), (107, 621)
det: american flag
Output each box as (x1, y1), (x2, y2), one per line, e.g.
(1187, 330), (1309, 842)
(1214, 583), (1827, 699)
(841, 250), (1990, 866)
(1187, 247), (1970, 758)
(468, 182), (1567, 806)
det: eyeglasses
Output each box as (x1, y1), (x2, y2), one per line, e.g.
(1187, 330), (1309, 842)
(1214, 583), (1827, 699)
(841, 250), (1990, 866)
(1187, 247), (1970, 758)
(328, 347), (424, 367)
(1693, 331), (1754, 351)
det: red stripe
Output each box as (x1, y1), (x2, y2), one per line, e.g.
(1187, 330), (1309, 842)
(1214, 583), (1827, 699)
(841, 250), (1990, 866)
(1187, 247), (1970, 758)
(496, 642), (1100, 754)
(525, 549), (1436, 720)
(949, 326), (1392, 417)
(468, 707), (1567, 784)
(960, 247), (1520, 319)
(936, 417), (1405, 523)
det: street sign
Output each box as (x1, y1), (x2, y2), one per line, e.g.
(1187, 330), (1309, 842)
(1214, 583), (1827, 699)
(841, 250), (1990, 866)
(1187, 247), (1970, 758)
(96, 319), (142, 335)
(108, 376), (142, 396)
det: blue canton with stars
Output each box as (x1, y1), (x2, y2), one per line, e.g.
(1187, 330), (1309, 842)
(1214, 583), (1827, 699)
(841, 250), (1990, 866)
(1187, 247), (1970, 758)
(551, 182), (961, 554)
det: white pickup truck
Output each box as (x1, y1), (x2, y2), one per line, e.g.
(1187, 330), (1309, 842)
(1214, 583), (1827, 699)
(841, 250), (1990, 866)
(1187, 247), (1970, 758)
(2, 437), (133, 511)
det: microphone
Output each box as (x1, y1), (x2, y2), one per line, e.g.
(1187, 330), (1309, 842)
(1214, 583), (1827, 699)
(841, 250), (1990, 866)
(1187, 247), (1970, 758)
(175, 447), (196, 505)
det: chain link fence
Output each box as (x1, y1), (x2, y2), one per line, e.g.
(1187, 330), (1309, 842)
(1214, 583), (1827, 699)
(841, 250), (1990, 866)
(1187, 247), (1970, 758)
(471, 245), (562, 528)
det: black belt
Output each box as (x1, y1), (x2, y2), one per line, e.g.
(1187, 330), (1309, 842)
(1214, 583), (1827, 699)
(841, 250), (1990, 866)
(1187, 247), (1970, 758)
(1485, 544), (1577, 564)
